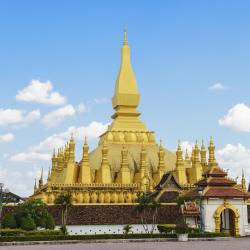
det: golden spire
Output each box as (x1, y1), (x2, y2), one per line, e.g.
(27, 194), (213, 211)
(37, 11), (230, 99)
(78, 136), (92, 184)
(158, 140), (165, 171)
(34, 178), (37, 193)
(208, 136), (216, 166)
(176, 141), (184, 166)
(123, 27), (128, 46)
(39, 168), (43, 188)
(82, 136), (89, 162)
(193, 140), (200, 164)
(241, 169), (246, 192)
(112, 29), (139, 110)
(175, 141), (187, 185)
(95, 140), (112, 184)
(47, 167), (51, 182)
(69, 133), (75, 163)
(191, 146), (195, 164)
(200, 139), (207, 165)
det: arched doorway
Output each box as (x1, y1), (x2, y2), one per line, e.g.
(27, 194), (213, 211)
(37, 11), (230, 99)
(214, 202), (239, 236)
(220, 208), (236, 236)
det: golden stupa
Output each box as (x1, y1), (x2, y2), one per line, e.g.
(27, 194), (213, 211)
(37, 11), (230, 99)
(31, 30), (219, 204)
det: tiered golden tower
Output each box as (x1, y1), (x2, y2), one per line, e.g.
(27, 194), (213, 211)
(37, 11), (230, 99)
(31, 31), (217, 204)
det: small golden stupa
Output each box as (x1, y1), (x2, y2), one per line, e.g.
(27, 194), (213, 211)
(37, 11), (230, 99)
(31, 30), (219, 204)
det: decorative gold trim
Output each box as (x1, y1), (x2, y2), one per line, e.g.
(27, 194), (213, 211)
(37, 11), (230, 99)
(213, 201), (240, 236)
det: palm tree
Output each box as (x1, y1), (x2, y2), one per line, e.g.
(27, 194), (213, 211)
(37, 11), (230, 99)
(134, 194), (160, 234)
(55, 193), (72, 227)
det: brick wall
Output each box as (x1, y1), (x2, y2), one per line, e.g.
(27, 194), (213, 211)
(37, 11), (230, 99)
(2, 204), (180, 225)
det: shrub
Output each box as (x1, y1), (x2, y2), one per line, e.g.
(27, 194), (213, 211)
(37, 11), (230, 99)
(60, 225), (68, 235)
(157, 224), (176, 234)
(123, 224), (133, 235)
(2, 213), (17, 229)
(0, 229), (62, 237)
(45, 214), (55, 230)
(35, 217), (46, 228)
(20, 215), (36, 231)
(0, 229), (25, 236)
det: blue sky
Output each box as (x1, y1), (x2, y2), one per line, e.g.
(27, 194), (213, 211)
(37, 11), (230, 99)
(0, 0), (250, 196)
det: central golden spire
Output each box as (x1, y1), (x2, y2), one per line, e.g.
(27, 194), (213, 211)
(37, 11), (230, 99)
(112, 28), (140, 110)
(99, 29), (155, 144)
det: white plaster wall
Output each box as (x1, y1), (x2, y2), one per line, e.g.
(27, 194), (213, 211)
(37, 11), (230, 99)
(201, 198), (248, 236)
(56, 224), (160, 235)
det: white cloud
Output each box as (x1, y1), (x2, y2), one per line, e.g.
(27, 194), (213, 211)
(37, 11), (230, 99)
(42, 105), (76, 127)
(217, 143), (250, 183)
(34, 121), (109, 152)
(209, 83), (225, 90)
(9, 121), (109, 162)
(180, 141), (194, 155)
(10, 152), (51, 162)
(219, 103), (250, 132)
(0, 133), (15, 143)
(94, 98), (109, 104)
(16, 79), (67, 106)
(76, 103), (87, 113)
(0, 108), (40, 127)
(0, 166), (43, 196)
(41, 103), (87, 127)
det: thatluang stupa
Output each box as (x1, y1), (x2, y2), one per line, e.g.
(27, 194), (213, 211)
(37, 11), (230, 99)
(31, 30), (236, 205)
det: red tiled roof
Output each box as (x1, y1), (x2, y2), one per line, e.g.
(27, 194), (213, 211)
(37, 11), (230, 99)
(196, 177), (235, 187)
(203, 167), (227, 177)
(203, 187), (250, 198)
(207, 177), (236, 186)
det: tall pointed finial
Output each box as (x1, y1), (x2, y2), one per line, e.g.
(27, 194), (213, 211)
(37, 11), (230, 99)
(70, 132), (75, 143)
(39, 168), (43, 188)
(242, 169), (246, 192)
(208, 136), (216, 167)
(177, 140), (181, 150)
(176, 141), (183, 165)
(123, 26), (128, 45)
(84, 136), (87, 145)
(34, 178), (37, 192)
(47, 167), (51, 182)
(158, 140), (165, 172)
(200, 139), (207, 165)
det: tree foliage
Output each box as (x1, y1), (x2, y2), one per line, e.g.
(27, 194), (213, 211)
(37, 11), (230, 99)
(20, 215), (36, 231)
(55, 193), (72, 227)
(2, 213), (17, 229)
(2, 199), (55, 230)
(134, 194), (160, 234)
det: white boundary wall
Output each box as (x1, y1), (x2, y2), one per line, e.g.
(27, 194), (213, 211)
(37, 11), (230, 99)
(56, 225), (160, 235)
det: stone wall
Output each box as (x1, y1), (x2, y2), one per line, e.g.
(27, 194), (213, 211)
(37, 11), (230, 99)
(2, 204), (180, 225)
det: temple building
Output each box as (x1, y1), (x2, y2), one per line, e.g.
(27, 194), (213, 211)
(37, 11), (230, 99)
(30, 31), (248, 221)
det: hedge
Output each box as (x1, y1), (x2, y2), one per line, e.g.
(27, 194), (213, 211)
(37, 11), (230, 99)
(0, 232), (230, 242)
(0, 234), (174, 242)
(0, 229), (63, 237)
(157, 224), (201, 234)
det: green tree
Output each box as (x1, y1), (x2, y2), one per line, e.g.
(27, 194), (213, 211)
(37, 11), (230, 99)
(45, 213), (55, 229)
(134, 194), (160, 234)
(20, 215), (36, 231)
(55, 193), (72, 228)
(2, 213), (17, 229)
(15, 199), (54, 230)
